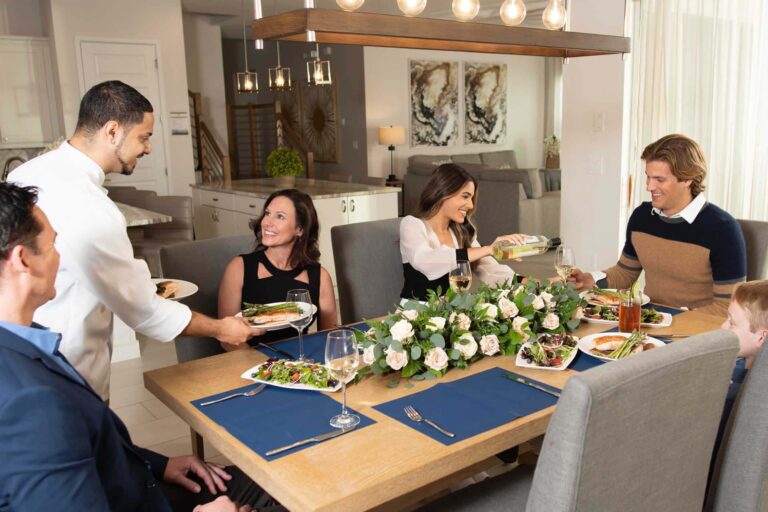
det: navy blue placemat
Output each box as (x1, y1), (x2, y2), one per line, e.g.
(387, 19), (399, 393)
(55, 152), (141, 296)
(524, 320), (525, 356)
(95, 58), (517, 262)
(255, 322), (370, 361)
(192, 383), (375, 460)
(647, 303), (685, 316)
(373, 367), (559, 445)
(571, 350), (606, 371)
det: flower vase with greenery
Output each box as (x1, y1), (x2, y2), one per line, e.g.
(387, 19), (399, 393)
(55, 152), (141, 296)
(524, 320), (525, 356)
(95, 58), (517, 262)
(266, 146), (304, 177)
(544, 134), (560, 169)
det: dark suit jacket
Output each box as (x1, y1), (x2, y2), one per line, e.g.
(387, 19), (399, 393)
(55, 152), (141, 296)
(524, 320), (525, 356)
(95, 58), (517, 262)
(0, 326), (171, 511)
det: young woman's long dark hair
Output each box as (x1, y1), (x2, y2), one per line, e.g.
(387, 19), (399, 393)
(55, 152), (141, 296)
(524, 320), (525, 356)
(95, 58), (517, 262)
(415, 163), (478, 248)
(251, 189), (321, 268)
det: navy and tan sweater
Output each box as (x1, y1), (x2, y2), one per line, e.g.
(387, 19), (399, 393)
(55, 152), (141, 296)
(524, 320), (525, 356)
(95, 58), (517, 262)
(600, 201), (746, 316)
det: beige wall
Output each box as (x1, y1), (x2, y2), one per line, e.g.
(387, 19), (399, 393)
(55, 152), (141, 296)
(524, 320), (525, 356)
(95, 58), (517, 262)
(363, 46), (547, 179)
(46, 0), (194, 195)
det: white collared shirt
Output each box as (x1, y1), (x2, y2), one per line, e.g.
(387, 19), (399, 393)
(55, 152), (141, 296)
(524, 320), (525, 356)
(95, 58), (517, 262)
(9, 142), (191, 399)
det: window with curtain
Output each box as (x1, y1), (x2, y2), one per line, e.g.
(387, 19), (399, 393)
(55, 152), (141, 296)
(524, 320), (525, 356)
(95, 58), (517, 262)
(627, 0), (768, 221)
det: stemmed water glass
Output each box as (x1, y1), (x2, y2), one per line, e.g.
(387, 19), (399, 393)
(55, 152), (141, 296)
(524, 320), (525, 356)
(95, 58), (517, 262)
(325, 329), (360, 429)
(286, 289), (313, 361)
(555, 246), (575, 282)
(449, 260), (472, 293)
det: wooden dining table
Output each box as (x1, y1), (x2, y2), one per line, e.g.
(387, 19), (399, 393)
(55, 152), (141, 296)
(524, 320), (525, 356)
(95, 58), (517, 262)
(143, 309), (725, 512)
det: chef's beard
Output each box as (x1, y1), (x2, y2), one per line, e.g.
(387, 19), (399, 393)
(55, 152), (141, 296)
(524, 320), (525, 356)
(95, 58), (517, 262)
(114, 141), (137, 176)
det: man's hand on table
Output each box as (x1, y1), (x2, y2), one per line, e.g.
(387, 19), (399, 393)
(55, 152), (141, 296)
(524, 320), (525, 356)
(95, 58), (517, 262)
(194, 496), (253, 512)
(567, 268), (596, 290)
(164, 455), (231, 495)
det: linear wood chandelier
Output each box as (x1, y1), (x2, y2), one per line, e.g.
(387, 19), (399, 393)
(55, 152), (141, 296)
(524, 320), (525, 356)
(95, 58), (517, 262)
(252, 8), (630, 58)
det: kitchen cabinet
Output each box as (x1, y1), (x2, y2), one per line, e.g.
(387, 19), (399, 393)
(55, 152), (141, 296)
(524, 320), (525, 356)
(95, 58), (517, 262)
(0, 37), (60, 148)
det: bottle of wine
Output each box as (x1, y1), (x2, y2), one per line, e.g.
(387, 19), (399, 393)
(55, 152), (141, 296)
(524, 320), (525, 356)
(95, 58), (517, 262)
(491, 236), (561, 260)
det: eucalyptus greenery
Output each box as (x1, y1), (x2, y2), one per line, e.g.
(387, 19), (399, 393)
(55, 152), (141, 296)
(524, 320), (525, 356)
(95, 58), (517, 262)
(266, 146), (304, 177)
(356, 279), (586, 381)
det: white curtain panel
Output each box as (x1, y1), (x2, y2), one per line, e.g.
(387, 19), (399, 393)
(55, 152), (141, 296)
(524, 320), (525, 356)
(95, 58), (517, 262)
(627, 0), (768, 221)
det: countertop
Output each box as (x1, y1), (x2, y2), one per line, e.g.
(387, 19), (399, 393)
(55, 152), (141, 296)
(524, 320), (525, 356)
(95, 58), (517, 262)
(191, 178), (399, 200)
(115, 202), (172, 227)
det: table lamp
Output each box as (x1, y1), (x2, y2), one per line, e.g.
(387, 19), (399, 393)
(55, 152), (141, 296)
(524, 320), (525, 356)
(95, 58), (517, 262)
(378, 126), (406, 182)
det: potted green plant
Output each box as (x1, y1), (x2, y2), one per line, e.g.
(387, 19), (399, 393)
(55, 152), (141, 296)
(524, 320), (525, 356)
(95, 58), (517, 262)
(266, 146), (304, 178)
(543, 135), (560, 169)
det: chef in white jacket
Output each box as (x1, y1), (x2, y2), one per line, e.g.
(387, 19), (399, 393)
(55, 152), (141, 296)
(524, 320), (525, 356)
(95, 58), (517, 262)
(10, 80), (253, 400)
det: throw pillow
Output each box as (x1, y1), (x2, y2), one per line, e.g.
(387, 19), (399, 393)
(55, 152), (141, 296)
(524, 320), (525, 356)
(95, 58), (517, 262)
(498, 163), (512, 169)
(431, 159), (452, 166)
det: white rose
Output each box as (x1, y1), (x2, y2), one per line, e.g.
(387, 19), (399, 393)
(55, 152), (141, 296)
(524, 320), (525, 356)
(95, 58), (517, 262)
(498, 297), (519, 319)
(424, 347), (449, 371)
(362, 345), (377, 365)
(425, 316), (446, 332)
(479, 334), (500, 356)
(497, 288), (511, 299)
(573, 306), (585, 320)
(365, 328), (376, 340)
(540, 291), (555, 308)
(532, 295), (546, 311)
(542, 312), (560, 330)
(453, 333), (478, 360)
(389, 319), (415, 342)
(449, 312), (457, 324)
(401, 309), (418, 321)
(455, 313), (472, 331)
(512, 316), (530, 341)
(476, 303), (498, 322)
(385, 348), (408, 370)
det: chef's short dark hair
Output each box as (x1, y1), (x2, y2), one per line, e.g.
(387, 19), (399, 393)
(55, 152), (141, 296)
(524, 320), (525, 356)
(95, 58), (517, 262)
(0, 183), (41, 260)
(75, 80), (153, 134)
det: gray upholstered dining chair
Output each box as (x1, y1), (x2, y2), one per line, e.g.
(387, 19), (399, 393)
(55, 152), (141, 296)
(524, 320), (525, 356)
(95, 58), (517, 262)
(331, 217), (403, 324)
(132, 195), (194, 276)
(421, 330), (739, 512)
(737, 219), (768, 280)
(159, 234), (255, 363)
(705, 340), (768, 512)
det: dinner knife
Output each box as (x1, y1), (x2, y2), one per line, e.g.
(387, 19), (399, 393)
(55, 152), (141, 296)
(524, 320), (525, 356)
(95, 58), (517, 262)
(256, 342), (295, 360)
(503, 374), (561, 398)
(266, 425), (357, 456)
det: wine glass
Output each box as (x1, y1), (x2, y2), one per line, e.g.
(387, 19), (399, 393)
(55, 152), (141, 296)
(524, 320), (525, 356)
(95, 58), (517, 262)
(554, 246), (575, 282)
(325, 329), (360, 429)
(286, 289), (313, 361)
(449, 260), (472, 293)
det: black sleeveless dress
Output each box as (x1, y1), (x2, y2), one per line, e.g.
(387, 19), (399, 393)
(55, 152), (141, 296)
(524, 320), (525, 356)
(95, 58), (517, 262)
(240, 250), (321, 345)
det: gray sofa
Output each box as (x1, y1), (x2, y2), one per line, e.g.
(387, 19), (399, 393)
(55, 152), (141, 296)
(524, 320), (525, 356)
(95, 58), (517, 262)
(404, 150), (561, 243)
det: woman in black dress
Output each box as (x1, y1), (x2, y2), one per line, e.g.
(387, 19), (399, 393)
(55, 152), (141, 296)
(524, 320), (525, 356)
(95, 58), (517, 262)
(218, 189), (337, 349)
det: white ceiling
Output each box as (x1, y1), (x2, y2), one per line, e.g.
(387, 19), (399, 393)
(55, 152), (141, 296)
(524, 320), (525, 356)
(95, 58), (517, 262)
(181, 0), (551, 39)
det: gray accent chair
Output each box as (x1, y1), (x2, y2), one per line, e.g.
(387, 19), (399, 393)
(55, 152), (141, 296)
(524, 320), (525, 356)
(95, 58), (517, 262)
(706, 339), (768, 511)
(132, 195), (195, 277)
(421, 330), (739, 512)
(737, 219), (768, 280)
(331, 218), (403, 324)
(159, 234), (255, 363)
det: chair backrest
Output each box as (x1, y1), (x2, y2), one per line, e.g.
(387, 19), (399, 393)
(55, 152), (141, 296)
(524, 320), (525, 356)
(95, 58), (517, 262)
(107, 188), (157, 208)
(331, 218), (403, 324)
(160, 234), (256, 362)
(527, 330), (739, 512)
(737, 219), (768, 280)
(706, 340), (768, 512)
(143, 195), (194, 241)
(327, 172), (353, 183)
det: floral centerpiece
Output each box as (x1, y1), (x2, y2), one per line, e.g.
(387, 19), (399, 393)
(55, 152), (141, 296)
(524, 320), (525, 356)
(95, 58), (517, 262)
(356, 279), (586, 380)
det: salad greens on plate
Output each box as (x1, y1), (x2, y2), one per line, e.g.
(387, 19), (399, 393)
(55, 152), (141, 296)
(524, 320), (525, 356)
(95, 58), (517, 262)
(247, 358), (339, 391)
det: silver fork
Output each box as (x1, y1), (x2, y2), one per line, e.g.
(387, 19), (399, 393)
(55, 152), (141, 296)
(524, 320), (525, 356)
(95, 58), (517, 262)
(404, 405), (455, 437)
(200, 384), (266, 406)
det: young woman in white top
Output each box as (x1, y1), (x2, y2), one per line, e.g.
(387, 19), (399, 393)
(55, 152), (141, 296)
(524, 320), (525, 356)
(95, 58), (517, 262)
(400, 163), (526, 300)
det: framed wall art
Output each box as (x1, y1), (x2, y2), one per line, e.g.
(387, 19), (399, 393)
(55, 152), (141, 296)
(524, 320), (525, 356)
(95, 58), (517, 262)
(464, 62), (507, 144)
(409, 60), (459, 146)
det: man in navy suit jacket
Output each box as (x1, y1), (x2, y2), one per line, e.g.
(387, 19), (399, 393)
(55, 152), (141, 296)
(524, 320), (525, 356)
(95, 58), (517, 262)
(0, 183), (270, 511)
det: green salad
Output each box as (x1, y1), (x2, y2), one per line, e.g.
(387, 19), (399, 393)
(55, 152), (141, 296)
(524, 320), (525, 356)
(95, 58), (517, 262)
(520, 333), (578, 368)
(251, 358), (338, 389)
(584, 305), (663, 324)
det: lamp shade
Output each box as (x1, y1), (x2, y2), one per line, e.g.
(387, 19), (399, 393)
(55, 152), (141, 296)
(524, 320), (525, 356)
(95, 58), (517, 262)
(378, 126), (406, 146)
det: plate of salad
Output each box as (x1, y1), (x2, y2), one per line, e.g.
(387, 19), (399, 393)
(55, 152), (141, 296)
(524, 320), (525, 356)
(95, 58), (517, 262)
(515, 333), (579, 371)
(236, 302), (317, 331)
(241, 358), (342, 392)
(582, 305), (672, 328)
(577, 331), (664, 363)
(580, 288), (651, 307)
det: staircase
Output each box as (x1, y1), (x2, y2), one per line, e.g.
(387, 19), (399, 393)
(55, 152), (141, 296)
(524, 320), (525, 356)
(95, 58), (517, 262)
(189, 91), (231, 183)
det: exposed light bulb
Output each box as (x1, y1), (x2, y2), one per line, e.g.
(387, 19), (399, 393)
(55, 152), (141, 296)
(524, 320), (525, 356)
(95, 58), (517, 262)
(396, 0), (427, 17)
(499, 0), (526, 26)
(542, 0), (566, 30)
(313, 64), (324, 82)
(335, 0), (364, 11)
(452, 0), (479, 22)
(244, 78), (254, 91)
(275, 72), (285, 87)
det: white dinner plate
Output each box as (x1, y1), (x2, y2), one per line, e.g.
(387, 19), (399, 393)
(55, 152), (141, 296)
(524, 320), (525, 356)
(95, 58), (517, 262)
(581, 310), (673, 328)
(236, 301), (318, 331)
(240, 363), (343, 392)
(580, 289), (651, 307)
(515, 337), (579, 371)
(152, 278), (198, 301)
(577, 332), (665, 363)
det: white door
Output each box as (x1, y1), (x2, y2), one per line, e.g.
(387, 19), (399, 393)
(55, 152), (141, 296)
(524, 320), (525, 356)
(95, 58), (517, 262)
(79, 41), (168, 194)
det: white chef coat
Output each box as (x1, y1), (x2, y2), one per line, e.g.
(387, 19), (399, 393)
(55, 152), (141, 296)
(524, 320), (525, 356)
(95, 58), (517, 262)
(9, 142), (192, 399)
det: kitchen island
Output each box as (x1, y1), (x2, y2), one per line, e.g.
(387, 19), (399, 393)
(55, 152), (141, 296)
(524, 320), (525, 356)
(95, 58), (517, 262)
(190, 178), (399, 286)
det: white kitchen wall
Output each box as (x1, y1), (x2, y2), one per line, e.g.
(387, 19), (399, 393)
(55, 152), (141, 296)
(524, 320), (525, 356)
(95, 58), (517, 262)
(363, 47), (547, 179)
(560, 0), (630, 270)
(45, 0), (195, 196)
(182, 12), (228, 152)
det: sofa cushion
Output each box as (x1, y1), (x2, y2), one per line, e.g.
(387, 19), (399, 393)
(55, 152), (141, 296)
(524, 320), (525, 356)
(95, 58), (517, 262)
(481, 150), (519, 170)
(480, 168), (543, 199)
(451, 153), (483, 165)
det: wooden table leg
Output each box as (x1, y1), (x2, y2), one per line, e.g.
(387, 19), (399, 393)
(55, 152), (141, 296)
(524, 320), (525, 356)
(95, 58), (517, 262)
(191, 428), (205, 459)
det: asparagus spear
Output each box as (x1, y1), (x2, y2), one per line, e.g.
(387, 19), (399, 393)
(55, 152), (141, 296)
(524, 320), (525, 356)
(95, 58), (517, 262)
(241, 302), (302, 317)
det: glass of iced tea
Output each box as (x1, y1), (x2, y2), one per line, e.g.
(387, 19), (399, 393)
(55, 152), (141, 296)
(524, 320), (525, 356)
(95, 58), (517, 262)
(618, 289), (641, 332)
